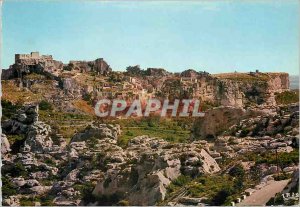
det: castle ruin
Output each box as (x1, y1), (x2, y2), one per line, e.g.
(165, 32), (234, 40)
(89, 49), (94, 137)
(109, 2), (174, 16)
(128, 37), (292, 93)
(15, 52), (53, 64)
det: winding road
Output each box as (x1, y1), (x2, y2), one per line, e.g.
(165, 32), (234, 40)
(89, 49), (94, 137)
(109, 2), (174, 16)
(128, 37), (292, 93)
(238, 179), (290, 206)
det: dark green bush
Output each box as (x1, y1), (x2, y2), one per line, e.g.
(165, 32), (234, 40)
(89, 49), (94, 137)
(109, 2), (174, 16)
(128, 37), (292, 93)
(1, 100), (22, 120)
(2, 177), (17, 197)
(39, 100), (53, 110)
(172, 175), (191, 186)
(229, 164), (245, 178)
(275, 91), (299, 105)
(210, 188), (233, 206)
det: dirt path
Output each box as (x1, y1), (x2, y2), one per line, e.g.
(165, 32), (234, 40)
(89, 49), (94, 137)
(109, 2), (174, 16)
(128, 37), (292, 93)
(238, 179), (290, 206)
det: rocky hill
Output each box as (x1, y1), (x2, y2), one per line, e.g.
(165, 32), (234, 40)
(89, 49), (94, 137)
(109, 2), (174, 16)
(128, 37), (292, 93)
(1, 52), (298, 206)
(2, 52), (291, 110)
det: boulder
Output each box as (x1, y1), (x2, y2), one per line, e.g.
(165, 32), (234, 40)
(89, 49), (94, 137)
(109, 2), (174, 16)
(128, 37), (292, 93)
(1, 133), (11, 155)
(23, 121), (53, 153)
(71, 123), (121, 142)
(29, 185), (50, 195)
(92, 136), (220, 206)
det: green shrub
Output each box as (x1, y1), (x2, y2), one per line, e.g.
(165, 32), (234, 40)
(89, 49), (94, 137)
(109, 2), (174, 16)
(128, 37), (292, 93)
(210, 188), (233, 206)
(275, 91), (299, 105)
(266, 194), (284, 205)
(1, 100), (22, 120)
(19, 196), (42, 206)
(273, 173), (290, 181)
(125, 131), (134, 136)
(6, 134), (26, 154)
(2, 162), (28, 178)
(104, 178), (112, 188)
(40, 195), (55, 206)
(240, 128), (250, 137)
(172, 175), (191, 186)
(81, 183), (97, 204)
(2, 177), (17, 197)
(96, 194), (121, 205)
(255, 150), (299, 169)
(83, 93), (92, 102)
(229, 164), (245, 178)
(39, 100), (53, 110)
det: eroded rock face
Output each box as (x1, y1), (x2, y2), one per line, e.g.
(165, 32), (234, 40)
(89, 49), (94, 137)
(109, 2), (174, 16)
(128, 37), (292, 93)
(91, 136), (220, 205)
(63, 78), (82, 98)
(2, 104), (54, 153)
(23, 121), (53, 153)
(69, 58), (112, 75)
(160, 72), (290, 108)
(193, 103), (299, 141)
(2, 105), (39, 134)
(192, 106), (264, 139)
(1, 134), (11, 155)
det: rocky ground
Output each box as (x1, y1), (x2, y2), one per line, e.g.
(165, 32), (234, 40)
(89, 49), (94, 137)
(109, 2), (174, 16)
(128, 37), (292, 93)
(2, 102), (299, 206)
(2, 105), (220, 206)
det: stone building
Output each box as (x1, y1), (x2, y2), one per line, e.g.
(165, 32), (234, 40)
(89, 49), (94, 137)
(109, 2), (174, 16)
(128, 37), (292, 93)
(15, 52), (53, 64)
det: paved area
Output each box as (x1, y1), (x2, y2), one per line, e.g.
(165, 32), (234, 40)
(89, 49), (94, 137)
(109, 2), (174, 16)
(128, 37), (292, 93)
(238, 179), (290, 206)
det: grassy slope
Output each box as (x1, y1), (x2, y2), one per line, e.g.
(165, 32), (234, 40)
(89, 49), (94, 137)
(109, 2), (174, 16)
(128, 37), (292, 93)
(212, 72), (271, 82)
(109, 117), (192, 147)
(1, 80), (42, 104)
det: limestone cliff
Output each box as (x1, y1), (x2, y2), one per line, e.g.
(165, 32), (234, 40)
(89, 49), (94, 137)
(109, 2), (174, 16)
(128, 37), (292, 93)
(159, 72), (289, 108)
(2, 52), (290, 109)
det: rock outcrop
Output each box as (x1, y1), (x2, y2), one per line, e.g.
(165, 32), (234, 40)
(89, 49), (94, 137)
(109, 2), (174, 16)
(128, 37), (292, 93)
(1, 134), (11, 155)
(71, 123), (121, 142)
(192, 106), (264, 139)
(91, 136), (220, 205)
(159, 72), (290, 108)
(2, 104), (39, 134)
(2, 52), (291, 109)
(2, 104), (54, 153)
(1, 99), (298, 206)
(68, 58), (111, 75)
(23, 121), (53, 153)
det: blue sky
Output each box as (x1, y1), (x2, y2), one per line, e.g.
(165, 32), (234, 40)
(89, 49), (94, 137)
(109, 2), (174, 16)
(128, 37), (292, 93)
(2, 0), (299, 75)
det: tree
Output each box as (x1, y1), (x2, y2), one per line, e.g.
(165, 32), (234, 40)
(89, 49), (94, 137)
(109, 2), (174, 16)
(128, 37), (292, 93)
(126, 65), (144, 76)
(229, 164), (245, 178)
(210, 188), (233, 205)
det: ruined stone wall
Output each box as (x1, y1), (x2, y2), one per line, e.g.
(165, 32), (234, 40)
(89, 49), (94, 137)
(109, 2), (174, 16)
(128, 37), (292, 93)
(68, 58), (111, 75)
(94, 58), (112, 75)
(15, 52), (53, 63)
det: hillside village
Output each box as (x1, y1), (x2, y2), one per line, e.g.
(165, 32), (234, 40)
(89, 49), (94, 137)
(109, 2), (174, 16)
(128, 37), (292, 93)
(1, 52), (299, 206)
(2, 52), (290, 110)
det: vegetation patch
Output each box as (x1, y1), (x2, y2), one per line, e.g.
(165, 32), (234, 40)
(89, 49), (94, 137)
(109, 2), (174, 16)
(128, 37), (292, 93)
(1, 99), (22, 120)
(39, 100), (53, 111)
(1, 80), (42, 104)
(275, 90), (299, 105)
(113, 117), (191, 147)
